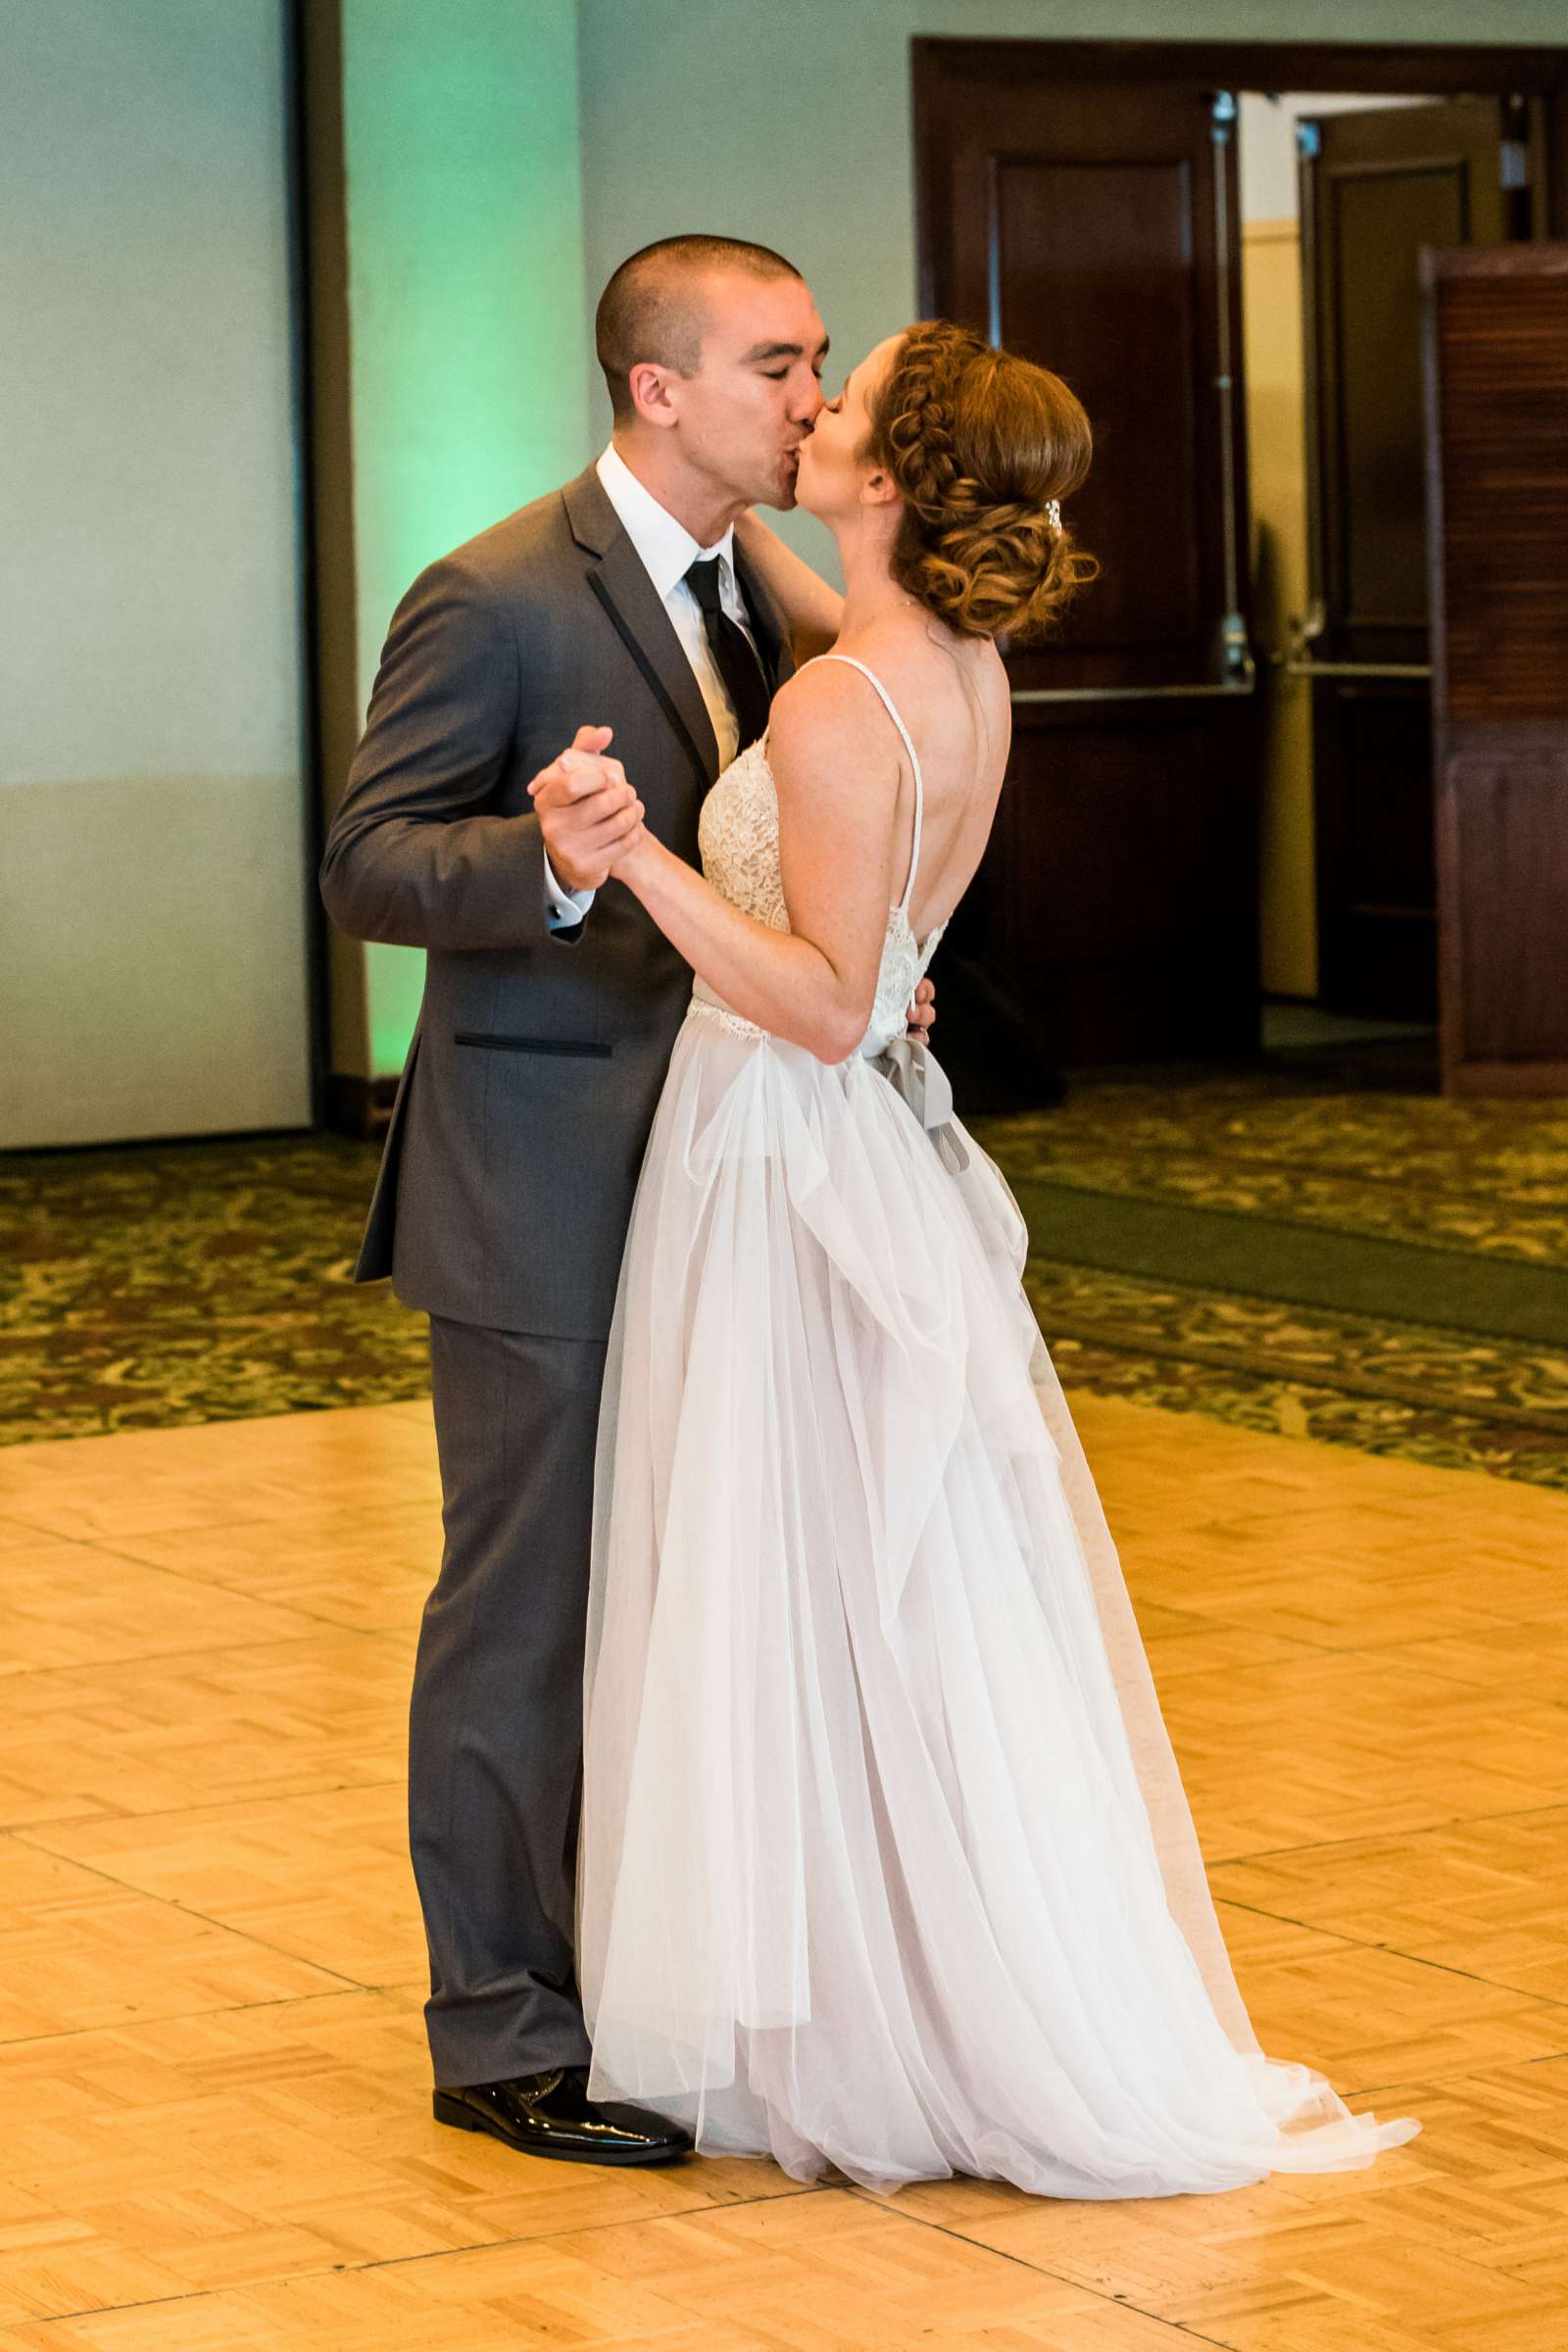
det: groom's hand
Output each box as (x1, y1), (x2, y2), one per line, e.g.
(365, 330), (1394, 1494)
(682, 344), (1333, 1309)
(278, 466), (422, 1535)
(528, 726), (645, 890)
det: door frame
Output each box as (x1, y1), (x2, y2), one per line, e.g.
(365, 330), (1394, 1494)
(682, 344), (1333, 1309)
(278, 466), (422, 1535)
(913, 35), (1568, 1052)
(913, 41), (1568, 291)
(284, 0), (332, 1132)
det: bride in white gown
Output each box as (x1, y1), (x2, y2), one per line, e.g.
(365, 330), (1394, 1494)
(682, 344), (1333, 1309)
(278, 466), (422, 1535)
(571, 318), (1420, 2195)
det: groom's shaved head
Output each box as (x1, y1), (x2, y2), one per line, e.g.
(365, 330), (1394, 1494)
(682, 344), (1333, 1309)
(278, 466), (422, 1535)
(596, 234), (804, 417)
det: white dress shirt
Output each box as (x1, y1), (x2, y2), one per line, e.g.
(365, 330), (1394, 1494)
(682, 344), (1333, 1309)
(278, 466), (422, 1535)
(542, 442), (761, 927)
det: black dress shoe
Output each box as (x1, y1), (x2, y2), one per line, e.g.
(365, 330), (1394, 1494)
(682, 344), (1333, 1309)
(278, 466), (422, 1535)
(432, 2066), (693, 2166)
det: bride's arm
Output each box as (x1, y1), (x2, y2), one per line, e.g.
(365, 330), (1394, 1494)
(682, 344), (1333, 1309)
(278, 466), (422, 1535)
(735, 511), (844, 661)
(538, 666), (899, 1062)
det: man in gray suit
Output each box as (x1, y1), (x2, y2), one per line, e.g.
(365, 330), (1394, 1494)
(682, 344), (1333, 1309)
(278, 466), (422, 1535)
(322, 236), (870, 2166)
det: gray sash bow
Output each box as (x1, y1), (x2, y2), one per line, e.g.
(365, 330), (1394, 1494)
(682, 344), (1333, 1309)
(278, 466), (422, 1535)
(871, 1036), (970, 1174)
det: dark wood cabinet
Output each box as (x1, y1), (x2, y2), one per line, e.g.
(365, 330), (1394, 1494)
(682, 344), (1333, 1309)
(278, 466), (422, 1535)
(1424, 244), (1568, 1094)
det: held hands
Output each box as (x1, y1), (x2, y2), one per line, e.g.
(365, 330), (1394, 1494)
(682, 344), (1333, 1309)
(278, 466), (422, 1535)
(529, 731), (938, 1031)
(527, 726), (649, 891)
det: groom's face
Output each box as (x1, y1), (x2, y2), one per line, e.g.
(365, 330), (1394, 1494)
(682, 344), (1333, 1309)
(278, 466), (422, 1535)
(675, 270), (829, 512)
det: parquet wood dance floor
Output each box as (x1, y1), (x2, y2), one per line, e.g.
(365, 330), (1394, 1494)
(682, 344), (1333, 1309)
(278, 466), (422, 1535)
(0, 1393), (1563, 2348)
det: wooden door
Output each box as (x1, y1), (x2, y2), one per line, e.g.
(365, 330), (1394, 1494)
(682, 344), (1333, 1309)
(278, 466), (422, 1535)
(1423, 244), (1568, 1095)
(914, 49), (1260, 1072)
(1298, 99), (1531, 1020)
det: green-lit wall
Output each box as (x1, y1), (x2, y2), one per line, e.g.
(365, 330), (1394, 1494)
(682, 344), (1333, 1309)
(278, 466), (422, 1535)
(333, 0), (590, 1076)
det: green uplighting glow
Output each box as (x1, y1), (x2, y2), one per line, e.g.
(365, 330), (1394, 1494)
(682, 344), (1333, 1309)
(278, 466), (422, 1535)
(341, 0), (591, 1074)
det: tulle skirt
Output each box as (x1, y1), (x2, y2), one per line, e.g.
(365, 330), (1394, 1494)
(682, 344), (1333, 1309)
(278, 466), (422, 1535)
(577, 1000), (1420, 2195)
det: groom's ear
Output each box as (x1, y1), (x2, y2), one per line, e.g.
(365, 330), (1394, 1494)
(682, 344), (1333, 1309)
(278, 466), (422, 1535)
(627, 362), (682, 431)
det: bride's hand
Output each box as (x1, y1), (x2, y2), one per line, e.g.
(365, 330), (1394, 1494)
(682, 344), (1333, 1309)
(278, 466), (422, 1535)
(601, 815), (661, 895)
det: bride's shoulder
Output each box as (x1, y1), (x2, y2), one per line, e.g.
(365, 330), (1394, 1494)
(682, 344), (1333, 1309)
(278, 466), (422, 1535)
(764, 659), (904, 829)
(768, 657), (897, 765)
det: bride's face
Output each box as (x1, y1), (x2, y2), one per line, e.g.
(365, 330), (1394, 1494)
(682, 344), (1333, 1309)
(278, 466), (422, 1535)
(794, 334), (902, 523)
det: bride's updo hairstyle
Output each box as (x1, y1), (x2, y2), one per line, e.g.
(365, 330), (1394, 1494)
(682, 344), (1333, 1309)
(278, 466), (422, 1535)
(863, 319), (1097, 643)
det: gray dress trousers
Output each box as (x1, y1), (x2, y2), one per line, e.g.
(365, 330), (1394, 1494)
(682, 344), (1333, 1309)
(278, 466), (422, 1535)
(320, 465), (792, 2085)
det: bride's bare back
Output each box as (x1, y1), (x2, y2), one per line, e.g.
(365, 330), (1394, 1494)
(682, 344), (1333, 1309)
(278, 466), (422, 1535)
(828, 615), (1012, 946)
(748, 614), (1011, 1059)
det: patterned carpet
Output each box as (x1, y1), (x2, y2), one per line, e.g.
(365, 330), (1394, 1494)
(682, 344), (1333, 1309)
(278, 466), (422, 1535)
(977, 1075), (1568, 1494)
(5, 1070), (1568, 1489)
(0, 1135), (423, 1446)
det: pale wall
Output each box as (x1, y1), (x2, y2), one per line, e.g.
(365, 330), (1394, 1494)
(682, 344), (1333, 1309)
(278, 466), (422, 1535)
(0, 0), (312, 1146)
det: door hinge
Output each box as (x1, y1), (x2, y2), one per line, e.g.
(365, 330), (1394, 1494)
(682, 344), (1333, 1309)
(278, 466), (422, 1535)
(1296, 122), (1321, 161)
(1216, 611), (1256, 687)
(1499, 139), (1530, 190)
(1211, 89), (1237, 141)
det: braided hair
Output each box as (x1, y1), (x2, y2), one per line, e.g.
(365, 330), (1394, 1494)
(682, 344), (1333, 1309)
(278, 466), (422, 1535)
(864, 320), (1097, 642)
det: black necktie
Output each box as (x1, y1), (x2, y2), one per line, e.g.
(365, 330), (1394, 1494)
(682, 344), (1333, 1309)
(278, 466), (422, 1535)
(685, 557), (772, 755)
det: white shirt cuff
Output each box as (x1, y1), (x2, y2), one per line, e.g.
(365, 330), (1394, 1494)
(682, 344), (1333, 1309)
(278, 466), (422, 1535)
(543, 848), (596, 928)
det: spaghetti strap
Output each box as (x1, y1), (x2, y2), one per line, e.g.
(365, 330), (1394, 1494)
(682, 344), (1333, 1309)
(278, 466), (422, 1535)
(816, 654), (924, 918)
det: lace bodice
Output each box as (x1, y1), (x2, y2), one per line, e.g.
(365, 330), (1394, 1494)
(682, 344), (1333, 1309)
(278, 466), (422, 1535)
(691, 658), (949, 1058)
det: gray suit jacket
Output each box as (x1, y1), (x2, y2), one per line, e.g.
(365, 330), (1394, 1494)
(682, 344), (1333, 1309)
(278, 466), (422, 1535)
(320, 464), (796, 1340)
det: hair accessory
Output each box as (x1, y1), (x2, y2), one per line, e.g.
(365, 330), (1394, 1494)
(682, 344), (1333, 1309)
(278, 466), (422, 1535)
(1046, 499), (1062, 532)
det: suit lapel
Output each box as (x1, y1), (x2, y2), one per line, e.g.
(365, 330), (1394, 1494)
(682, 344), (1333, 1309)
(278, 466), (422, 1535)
(562, 466), (720, 790)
